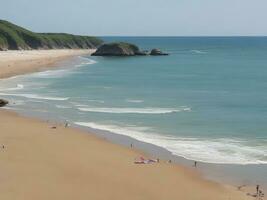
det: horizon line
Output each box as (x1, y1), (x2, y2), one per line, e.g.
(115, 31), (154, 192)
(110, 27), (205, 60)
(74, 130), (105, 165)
(97, 35), (267, 37)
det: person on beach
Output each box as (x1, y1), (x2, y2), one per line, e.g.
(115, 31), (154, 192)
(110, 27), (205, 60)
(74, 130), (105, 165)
(256, 185), (259, 195)
(64, 121), (69, 128)
(130, 143), (133, 148)
(194, 161), (197, 167)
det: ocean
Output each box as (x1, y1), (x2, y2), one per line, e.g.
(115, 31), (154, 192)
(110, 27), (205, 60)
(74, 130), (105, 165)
(1, 37), (267, 166)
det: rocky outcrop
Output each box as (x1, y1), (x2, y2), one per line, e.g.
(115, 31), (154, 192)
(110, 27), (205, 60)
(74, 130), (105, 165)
(92, 42), (168, 57)
(150, 49), (169, 56)
(0, 99), (8, 107)
(92, 42), (142, 56)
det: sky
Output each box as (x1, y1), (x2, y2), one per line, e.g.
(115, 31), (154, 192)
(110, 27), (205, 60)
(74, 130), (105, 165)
(0, 0), (267, 36)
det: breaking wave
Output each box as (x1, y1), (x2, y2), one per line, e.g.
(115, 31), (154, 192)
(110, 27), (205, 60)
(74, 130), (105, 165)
(0, 92), (69, 101)
(77, 106), (191, 114)
(75, 121), (267, 164)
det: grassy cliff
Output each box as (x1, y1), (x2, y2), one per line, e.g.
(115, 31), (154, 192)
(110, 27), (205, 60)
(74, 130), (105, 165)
(0, 20), (103, 50)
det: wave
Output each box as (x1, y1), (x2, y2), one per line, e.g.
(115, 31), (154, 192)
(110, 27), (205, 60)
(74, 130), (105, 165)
(87, 99), (105, 103)
(0, 84), (24, 91)
(126, 99), (144, 103)
(75, 57), (97, 67)
(28, 58), (97, 79)
(28, 69), (74, 79)
(12, 100), (26, 106)
(77, 106), (191, 114)
(75, 121), (267, 164)
(191, 49), (207, 54)
(55, 105), (72, 109)
(0, 92), (69, 101)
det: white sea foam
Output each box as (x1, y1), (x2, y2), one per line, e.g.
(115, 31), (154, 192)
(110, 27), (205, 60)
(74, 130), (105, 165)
(12, 100), (26, 106)
(29, 69), (73, 79)
(55, 105), (72, 109)
(28, 58), (97, 78)
(75, 57), (97, 67)
(75, 121), (267, 164)
(0, 92), (68, 101)
(1, 107), (18, 110)
(191, 50), (207, 54)
(0, 84), (24, 91)
(87, 100), (105, 103)
(126, 99), (144, 103)
(77, 106), (190, 114)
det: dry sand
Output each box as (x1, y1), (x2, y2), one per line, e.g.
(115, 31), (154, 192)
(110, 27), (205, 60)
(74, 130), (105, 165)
(0, 49), (95, 79)
(0, 50), (255, 199)
(0, 110), (252, 200)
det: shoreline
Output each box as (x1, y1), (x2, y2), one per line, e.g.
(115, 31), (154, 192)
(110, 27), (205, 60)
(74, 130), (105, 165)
(0, 109), (253, 200)
(0, 49), (95, 79)
(0, 49), (260, 199)
(14, 106), (267, 191)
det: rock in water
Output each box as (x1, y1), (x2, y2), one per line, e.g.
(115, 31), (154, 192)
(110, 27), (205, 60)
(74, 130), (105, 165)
(150, 48), (169, 56)
(92, 42), (169, 57)
(92, 42), (142, 56)
(0, 99), (8, 107)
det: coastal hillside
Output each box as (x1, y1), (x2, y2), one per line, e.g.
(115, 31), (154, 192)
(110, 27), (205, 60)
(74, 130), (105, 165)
(0, 20), (103, 50)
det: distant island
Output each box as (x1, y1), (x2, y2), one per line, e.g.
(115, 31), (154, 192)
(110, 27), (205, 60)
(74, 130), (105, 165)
(0, 20), (103, 50)
(92, 42), (169, 56)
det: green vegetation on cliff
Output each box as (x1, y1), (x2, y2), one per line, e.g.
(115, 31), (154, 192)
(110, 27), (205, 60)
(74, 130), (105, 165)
(0, 20), (103, 50)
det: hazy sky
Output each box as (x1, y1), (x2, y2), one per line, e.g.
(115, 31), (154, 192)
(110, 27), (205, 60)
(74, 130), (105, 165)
(1, 0), (266, 36)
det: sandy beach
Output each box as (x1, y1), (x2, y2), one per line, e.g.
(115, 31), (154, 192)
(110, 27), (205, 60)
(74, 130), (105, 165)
(0, 49), (95, 79)
(0, 110), (253, 200)
(0, 50), (255, 199)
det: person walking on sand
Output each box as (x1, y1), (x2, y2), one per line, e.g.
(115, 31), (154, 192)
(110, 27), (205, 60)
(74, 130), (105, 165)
(256, 185), (259, 195)
(194, 161), (197, 168)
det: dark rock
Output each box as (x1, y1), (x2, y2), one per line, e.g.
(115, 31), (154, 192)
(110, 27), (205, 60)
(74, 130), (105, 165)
(92, 42), (141, 56)
(92, 42), (169, 57)
(150, 48), (169, 56)
(0, 99), (8, 107)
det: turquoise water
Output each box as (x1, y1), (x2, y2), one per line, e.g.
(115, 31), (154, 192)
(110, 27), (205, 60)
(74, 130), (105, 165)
(1, 37), (267, 164)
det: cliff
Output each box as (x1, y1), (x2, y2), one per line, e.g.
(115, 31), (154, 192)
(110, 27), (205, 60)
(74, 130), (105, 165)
(0, 20), (103, 50)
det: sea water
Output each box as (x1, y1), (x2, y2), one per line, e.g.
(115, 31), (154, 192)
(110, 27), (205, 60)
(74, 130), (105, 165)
(1, 37), (267, 165)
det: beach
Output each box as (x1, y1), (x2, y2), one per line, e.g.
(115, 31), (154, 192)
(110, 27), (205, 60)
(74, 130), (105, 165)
(0, 49), (259, 199)
(0, 49), (95, 79)
(0, 110), (252, 200)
